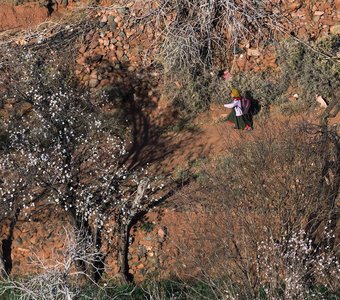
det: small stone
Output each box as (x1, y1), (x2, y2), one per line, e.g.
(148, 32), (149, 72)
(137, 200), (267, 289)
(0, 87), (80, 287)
(116, 49), (124, 60)
(89, 78), (99, 88)
(90, 40), (99, 49)
(247, 48), (261, 57)
(114, 16), (122, 23)
(100, 79), (110, 86)
(101, 15), (108, 23)
(314, 11), (324, 16)
(107, 15), (115, 24)
(127, 66), (135, 72)
(117, 7), (128, 14)
(316, 95), (328, 108)
(91, 54), (103, 63)
(76, 56), (86, 65)
(313, 16), (321, 22)
(109, 21), (117, 31)
(98, 22), (107, 28)
(79, 45), (87, 53)
(122, 55), (130, 63)
(157, 228), (166, 240)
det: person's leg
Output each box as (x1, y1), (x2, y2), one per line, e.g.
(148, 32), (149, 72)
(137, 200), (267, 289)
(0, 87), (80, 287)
(242, 114), (252, 130)
(226, 110), (237, 127)
(236, 116), (247, 130)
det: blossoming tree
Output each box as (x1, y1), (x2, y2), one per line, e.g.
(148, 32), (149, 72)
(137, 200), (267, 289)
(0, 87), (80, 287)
(0, 47), (164, 282)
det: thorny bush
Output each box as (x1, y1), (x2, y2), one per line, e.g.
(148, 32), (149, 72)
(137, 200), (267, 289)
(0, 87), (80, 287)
(128, 0), (285, 113)
(172, 122), (339, 299)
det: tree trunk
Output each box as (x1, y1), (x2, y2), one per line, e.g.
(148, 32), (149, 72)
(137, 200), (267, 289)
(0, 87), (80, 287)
(1, 208), (20, 277)
(67, 208), (105, 283)
(116, 223), (129, 284)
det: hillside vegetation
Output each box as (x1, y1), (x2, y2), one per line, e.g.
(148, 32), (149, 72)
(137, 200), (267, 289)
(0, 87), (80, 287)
(0, 0), (339, 299)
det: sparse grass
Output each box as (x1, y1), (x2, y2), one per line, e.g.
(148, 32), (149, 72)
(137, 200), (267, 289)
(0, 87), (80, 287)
(139, 220), (155, 233)
(162, 35), (339, 116)
(175, 122), (340, 299)
(229, 35), (340, 115)
(163, 116), (199, 133)
(2, 280), (339, 299)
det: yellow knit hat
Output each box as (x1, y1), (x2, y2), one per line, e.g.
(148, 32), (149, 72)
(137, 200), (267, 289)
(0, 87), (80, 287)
(231, 88), (240, 98)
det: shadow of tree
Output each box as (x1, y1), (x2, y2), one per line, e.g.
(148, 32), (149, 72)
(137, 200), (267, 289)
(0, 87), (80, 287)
(96, 61), (191, 172)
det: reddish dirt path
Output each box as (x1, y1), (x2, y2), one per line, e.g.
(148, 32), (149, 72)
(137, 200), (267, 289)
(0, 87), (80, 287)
(146, 104), (333, 176)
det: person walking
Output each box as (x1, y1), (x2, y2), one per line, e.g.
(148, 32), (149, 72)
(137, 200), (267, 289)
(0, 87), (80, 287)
(224, 88), (252, 130)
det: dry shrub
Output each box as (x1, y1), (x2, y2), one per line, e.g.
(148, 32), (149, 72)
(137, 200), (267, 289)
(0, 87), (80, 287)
(230, 35), (340, 114)
(131, 0), (285, 113)
(172, 121), (339, 298)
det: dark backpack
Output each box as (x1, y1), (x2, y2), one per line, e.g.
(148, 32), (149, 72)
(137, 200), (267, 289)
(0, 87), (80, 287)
(241, 97), (251, 114)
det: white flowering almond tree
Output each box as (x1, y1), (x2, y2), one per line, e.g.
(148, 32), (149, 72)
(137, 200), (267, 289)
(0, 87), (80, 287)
(0, 47), (164, 282)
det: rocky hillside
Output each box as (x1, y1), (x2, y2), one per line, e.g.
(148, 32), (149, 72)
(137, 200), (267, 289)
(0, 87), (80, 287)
(0, 0), (339, 298)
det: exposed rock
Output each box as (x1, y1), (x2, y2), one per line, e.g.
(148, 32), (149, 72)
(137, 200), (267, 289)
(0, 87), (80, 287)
(91, 54), (103, 63)
(90, 71), (98, 79)
(109, 20), (117, 31)
(117, 7), (129, 15)
(89, 39), (99, 49)
(98, 22), (107, 28)
(89, 78), (99, 88)
(314, 11), (325, 16)
(330, 24), (340, 34)
(114, 16), (122, 23)
(316, 95), (328, 108)
(101, 15), (108, 23)
(116, 49), (124, 60)
(122, 55), (130, 63)
(76, 56), (86, 65)
(247, 48), (261, 57)
(79, 45), (87, 53)
(13, 101), (33, 117)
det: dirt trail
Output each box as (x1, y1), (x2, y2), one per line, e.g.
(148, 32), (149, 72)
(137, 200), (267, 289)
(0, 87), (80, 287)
(144, 104), (333, 176)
